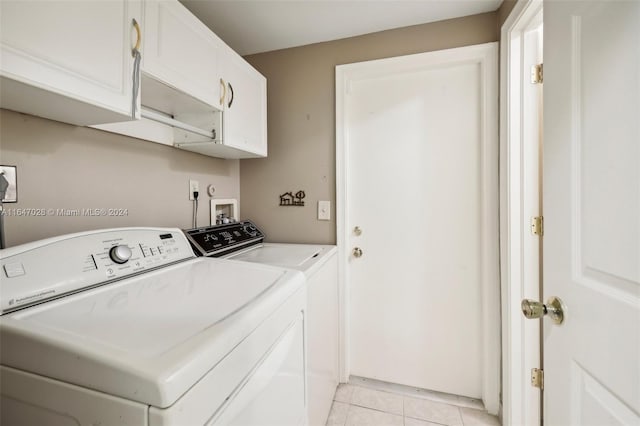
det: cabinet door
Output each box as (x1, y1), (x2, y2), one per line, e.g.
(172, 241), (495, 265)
(0, 0), (140, 125)
(220, 48), (267, 157)
(143, 0), (220, 108)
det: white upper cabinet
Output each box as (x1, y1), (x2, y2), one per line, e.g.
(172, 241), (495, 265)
(1, 0), (268, 159)
(142, 0), (267, 159)
(178, 44), (267, 159)
(0, 0), (141, 126)
(142, 0), (220, 108)
(219, 47), (268, 158)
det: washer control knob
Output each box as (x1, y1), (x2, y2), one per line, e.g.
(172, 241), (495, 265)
(109, 245), (132, 264)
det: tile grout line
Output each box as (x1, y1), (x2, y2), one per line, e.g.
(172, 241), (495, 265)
(348, 381), (485, 411)
(333, 399), (464, 426)
(331, 383), (499, 426)
(403, 395), (405, 426)
(337, 399), (404, 418)
(342, 401), (349, 426)
(350, 376), (485, 408)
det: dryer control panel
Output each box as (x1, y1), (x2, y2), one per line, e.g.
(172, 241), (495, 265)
(184, 221), (264, 257)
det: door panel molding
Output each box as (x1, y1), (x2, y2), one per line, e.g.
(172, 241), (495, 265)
(570, 361), (640, 425)
(569, 15), (639, 307)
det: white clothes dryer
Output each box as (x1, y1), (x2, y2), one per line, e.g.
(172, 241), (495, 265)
(0, 227), (307, 426)
(185, 221), (339, 426)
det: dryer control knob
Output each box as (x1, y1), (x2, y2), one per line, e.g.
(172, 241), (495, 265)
(243, 224), (258, 237)
(109, 245), (132, 264)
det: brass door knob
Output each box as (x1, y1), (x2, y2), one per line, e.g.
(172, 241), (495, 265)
(521, 297), (566, 325)
(352, 247), (363, 258)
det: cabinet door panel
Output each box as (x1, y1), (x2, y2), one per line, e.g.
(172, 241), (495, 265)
(143, 0), (219, 109)
(221, 49), (267, 157)
(0, 0), (137, 124)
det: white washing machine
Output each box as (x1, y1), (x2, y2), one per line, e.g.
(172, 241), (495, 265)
(184, 221), (339, 426)
(0, 227), (307, 426)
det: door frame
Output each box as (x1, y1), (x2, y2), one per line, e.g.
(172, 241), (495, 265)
(499, 0), (544, 424)
(335, 42), (500, 414)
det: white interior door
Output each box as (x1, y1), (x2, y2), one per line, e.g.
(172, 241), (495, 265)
(543, 1), (639, 424)
(336, 43), (499, 408)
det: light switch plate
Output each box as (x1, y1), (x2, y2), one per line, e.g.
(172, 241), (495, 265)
(318, 201), (330, 221)
(0, 166), (17, 203)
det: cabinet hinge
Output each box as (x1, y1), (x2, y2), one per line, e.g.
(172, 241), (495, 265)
(531, 216), (544, 236)
(531, 368), (544, 389)
(531, 63), (543, 84)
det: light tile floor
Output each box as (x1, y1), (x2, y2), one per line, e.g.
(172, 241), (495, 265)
(326, 380), (500, 426)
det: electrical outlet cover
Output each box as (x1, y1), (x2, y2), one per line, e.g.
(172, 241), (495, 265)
(189, 180), (199, 201)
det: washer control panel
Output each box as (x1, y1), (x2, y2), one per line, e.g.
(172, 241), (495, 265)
(0, 228), (195, 314)
(184, 220), (264, 257)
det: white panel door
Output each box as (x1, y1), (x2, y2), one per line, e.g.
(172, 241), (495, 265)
(543, 1), (639, 424)
(341, 43), (498, 400)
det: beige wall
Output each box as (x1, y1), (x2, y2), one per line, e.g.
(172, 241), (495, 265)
(497, 0), (518, 31)
(1, 10), (507, 247)
(0, 109), (239, 246)
(241, 12), (498, 244)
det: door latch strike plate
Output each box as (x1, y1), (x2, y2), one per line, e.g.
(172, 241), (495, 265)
(531, 368), (544, 389)
(531, 216), (544, 236)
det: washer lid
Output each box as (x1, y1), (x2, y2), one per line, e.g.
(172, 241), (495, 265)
(0, 257), (305, 408)
(229, 243), (337, 277)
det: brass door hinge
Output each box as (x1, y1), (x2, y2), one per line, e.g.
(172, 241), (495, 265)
(531, 216), (544, 236)
(531, 368), (544, 389)
(531, 63), (543, 84)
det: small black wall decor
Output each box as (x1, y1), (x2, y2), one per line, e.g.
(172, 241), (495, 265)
(280, 190), (306, 206)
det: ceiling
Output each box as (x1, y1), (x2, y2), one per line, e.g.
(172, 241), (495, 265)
(179, 0), (503, 56)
